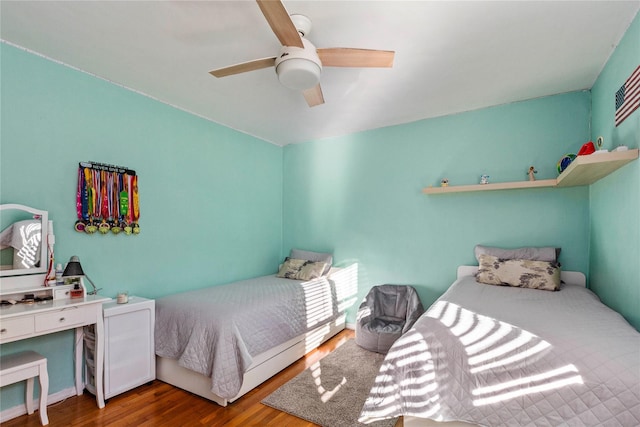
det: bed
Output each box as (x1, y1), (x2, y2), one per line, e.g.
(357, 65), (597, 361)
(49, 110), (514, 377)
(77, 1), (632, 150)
(360, 264), (640, 426)
(155, 252), (356, 406)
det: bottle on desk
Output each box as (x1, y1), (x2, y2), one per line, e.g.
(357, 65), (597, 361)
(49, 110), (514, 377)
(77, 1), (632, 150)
(70, 283), (84, 299)
(55, 263), (64, 285)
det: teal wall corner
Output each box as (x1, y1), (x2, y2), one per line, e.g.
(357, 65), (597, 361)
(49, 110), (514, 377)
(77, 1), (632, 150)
(284, 92), (592, 324)
(589, 12), (640, 329)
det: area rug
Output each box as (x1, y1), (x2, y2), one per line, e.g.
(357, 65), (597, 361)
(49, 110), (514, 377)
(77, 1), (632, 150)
(261, 339), (397, 427)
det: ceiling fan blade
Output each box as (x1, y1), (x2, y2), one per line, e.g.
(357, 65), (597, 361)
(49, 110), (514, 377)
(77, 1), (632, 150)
(209, 57), (277, 78)
(256, 0), (303, 48)
(303, 84), (324, 107)
(317, 48), (395, 68)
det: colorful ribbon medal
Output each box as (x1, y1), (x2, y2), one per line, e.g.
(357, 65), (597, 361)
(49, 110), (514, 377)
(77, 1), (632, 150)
(98, 170), (111, 234)
(110, 171), (122, 234)
(75, 167), (87, 232)
(131, 175), (140, 234)
(84, 168), (98, 234)
(120, 173), (131, 235)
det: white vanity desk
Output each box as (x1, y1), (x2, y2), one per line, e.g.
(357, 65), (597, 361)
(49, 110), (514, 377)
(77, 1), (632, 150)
(0, 203), (110, 412)
(0, 289), (110, 408)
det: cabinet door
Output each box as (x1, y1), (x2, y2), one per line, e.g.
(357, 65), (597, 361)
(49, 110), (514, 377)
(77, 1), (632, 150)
(104, 305), (155, 398)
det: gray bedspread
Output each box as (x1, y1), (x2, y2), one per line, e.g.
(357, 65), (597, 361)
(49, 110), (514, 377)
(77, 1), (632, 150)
(360, 276), (640, 426)
(155, 274), (341, 399)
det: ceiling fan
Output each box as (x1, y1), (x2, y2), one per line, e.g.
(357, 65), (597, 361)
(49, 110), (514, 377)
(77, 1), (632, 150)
(209, 0), (395, 107)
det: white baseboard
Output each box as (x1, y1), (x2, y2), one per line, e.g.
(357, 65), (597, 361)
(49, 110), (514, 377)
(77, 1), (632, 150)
(0, 386), (77, 423)
(346, 322), (356, 330)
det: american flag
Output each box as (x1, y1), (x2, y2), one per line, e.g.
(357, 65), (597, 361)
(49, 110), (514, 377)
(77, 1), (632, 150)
(615, 65), (640, 126)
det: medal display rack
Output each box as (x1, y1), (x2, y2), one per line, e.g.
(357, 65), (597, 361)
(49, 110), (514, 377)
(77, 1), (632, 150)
(74, 161), (141, 236)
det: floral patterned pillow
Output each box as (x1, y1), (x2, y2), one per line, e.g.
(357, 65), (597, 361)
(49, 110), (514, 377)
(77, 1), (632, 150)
(276, 258), (327, 281)
(476, 254), (561, 291)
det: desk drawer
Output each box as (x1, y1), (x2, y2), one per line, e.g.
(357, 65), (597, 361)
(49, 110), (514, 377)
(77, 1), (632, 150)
(35, 306), (95, 332)
(0, 317), (35, 342)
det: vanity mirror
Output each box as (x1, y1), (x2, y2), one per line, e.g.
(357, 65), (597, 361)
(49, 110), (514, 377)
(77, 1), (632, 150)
(0, 204), (51, 289)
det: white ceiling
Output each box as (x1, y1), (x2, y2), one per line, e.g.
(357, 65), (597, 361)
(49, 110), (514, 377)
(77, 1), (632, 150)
(1, 1), (638, 145)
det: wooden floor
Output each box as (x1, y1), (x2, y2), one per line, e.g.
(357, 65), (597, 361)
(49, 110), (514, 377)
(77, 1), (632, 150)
(3, 329), (402, 427)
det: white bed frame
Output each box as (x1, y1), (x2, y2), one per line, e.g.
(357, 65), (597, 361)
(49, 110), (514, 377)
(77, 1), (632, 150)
(156, 265), (358, 406)
(404, 265), (586, 427)
(156, 313), (346, 406)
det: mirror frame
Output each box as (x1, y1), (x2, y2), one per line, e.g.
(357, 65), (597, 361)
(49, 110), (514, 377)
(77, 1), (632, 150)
(0, 203), (49, 278)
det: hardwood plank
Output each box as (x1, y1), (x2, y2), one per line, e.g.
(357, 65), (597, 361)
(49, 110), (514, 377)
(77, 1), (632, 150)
(2, 329), (402, 426)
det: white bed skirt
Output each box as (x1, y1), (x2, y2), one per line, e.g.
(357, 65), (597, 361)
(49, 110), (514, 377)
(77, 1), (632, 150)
(156, 313), (346, 406)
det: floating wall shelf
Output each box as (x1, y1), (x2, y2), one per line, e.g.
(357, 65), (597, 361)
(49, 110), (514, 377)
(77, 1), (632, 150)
(422, 149), (639, 195)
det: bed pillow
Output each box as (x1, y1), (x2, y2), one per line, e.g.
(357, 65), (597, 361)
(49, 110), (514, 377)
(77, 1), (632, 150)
(476, 254), (561, 291)
(290, 249), (333, 275)
(277, 257), (328, 281)
(474, 244), (560, 262)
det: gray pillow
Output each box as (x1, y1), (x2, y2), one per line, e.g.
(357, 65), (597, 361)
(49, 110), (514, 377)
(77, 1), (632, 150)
(290, 249), (333, 275)
(474, 245), (560, 262)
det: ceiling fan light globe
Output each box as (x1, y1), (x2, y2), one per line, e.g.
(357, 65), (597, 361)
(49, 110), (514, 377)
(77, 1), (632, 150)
(274, 38), (322, 91)
(276, 58), (321, 90)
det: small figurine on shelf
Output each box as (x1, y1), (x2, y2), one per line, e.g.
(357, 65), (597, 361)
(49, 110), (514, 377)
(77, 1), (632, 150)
(480, 175), (490, 185)
(528, 166), (537, 181)
(440, 178), (449, 187)
(595, 136), (608, 153)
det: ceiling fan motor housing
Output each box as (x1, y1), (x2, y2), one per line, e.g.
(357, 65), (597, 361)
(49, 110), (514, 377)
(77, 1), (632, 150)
(275, 38), (322, 91)
(290, 14), (312, 37)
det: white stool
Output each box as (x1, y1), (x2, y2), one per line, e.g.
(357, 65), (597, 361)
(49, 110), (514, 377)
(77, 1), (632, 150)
(0, 351), (49, 425)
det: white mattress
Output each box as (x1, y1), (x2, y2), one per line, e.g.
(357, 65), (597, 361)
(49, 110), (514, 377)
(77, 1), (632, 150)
(359, 276), (640, 426)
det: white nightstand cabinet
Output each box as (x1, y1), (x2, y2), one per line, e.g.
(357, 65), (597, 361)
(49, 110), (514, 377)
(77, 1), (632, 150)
(84, 297), (155, 400)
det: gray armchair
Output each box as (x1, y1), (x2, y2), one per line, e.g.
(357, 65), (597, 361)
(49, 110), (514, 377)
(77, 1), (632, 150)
(355, 284), (424, 354)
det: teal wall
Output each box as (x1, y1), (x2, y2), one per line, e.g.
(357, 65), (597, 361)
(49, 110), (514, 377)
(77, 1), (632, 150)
(589, 13), (640, 329)
(283, 92), (591, 323)
(0, 44), (283, 410)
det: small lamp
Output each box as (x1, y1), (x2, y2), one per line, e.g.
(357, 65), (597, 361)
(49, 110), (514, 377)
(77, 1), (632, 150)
(62, 256), (101, 295)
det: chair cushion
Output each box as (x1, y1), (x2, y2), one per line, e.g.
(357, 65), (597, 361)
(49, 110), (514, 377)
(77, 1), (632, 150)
(355, 325), (403, 354)
(368, 318), (404, 333)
